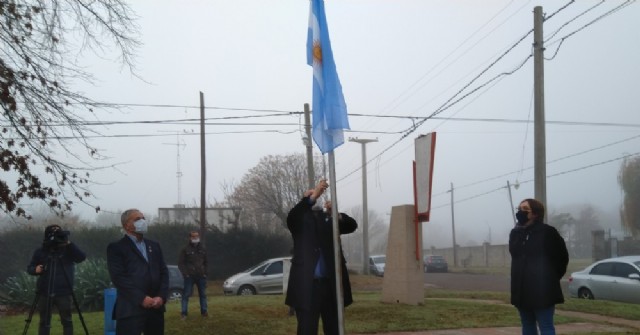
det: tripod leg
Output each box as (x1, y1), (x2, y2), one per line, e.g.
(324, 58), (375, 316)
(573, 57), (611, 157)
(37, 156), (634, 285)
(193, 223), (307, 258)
(58, 255), (89, 335)
(22, 293), (40, 335)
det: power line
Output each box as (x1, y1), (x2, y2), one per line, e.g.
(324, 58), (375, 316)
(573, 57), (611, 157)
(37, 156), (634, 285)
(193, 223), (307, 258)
(544, 0), (604, 43)
(338, 0), (636, 184)
(430, 151), (640, 210)
(430, 133), (640, 198)
(545, 0), (635, 61)
(8, 113), (640, 130)
(87, 102), (300, 114)
(361, 0), (532, 132)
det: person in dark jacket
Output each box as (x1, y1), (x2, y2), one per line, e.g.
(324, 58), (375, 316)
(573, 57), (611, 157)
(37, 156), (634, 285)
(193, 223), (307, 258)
(178, 230), (208, 319)
(107, 209), (169, 335)
(285, 179), (358, 335)
(509, 198), (569, 335)
(27, 224), (86, 335)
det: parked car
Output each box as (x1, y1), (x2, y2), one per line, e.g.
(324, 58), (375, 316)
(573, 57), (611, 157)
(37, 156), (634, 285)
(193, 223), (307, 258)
(369, 255), (386, 277)
(423, 255), (448, 273)
(167, 265), (184, 301)
(568, 255), (640, 304)
(223, 257), (290, 295)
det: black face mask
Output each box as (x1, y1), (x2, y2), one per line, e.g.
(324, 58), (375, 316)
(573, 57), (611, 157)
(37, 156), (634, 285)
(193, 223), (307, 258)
(515, 210), (529, 225)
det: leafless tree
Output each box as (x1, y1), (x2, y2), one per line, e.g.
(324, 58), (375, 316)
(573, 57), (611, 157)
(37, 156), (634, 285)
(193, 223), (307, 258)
(1, 0), (139, 217)
(618, 156), (640, 237)
(223, 153), (325, 230)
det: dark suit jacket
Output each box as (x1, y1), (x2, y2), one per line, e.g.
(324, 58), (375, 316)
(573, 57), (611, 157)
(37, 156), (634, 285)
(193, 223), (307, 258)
(285, 197), (358, 311)
(107, 235), (169, 319)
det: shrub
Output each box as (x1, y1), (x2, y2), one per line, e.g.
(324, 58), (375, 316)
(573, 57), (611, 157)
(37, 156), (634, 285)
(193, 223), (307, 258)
(0, 258), (112, 312)
(0, 272), (36, 311)
(75, 258), (112, 311)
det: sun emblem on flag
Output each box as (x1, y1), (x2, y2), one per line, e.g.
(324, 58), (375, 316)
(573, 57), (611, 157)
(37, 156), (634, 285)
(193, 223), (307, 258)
(312, 40), (323, 64)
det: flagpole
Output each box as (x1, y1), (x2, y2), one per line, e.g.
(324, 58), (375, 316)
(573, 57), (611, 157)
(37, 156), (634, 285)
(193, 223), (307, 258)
(328, 151), (345, 335)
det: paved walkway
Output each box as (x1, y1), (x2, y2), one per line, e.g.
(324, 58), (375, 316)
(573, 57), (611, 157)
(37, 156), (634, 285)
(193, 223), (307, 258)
(356, 299), (640, 335)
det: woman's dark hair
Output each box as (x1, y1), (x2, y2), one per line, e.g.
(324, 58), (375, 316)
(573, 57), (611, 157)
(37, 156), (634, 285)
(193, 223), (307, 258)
(522, 198), (545, 221)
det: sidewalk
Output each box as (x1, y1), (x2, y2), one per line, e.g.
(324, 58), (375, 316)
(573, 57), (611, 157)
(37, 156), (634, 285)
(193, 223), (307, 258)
(356, 300), (640, 335)
(356, 323), (627, 335)
(356, 322), (628, 335)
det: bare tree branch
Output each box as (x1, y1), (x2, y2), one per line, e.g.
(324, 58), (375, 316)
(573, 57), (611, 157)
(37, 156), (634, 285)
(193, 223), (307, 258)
(0, 0), (140, 218)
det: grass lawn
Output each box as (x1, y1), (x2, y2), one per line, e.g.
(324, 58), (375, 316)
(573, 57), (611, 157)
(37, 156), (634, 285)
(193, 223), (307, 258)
(0, 291), (531, 335)
(3, 274), (640, 335)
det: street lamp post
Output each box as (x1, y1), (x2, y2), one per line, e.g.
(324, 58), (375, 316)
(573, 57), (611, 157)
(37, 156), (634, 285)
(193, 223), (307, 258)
(349, 137), (377, 275)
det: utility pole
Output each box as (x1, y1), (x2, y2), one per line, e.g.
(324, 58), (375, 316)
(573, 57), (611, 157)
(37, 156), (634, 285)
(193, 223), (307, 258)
(449, 183), (457, 267)
(304, 103), (315, 189)
(349, 137), (377, 275)
(507, 180), (516, 225)
(199, 92), (207, 245)
(533, 6), (547, 215)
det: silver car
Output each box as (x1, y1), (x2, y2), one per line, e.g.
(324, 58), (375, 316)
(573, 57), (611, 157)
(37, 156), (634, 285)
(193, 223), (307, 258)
(223, 257), (290, 295)
(369, 255), (386, 277)
(568, 255), (640, 304)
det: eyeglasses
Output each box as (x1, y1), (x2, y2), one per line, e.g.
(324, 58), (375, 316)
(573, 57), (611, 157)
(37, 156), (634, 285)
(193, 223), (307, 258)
(515, 207), (531, 212)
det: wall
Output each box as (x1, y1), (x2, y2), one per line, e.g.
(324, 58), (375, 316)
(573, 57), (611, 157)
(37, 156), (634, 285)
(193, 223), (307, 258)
(425, 243), (510, 268)
(592, 230), (640, 261)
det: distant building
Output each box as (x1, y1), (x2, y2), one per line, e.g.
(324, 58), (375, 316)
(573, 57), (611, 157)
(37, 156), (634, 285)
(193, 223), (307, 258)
(157, 205), (241, 232)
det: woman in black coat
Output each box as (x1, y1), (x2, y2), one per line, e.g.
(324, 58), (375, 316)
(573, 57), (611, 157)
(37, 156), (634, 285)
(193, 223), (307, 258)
(510, 198), (568, 335)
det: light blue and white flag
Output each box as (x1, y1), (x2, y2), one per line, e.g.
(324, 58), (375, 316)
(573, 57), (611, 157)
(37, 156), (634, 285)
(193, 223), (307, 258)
(307, 0), (349, 154)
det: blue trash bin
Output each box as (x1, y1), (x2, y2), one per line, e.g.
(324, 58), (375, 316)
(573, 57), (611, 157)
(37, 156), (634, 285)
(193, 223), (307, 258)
(104, 288), (117, 335)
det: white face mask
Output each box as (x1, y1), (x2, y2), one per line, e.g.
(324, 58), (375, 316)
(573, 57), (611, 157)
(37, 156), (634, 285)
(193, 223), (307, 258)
(134, 219), (148, 234)
(191, 238), (200, 244)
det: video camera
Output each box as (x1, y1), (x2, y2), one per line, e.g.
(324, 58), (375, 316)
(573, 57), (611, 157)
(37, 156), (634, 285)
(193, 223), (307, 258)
(44, 228), (70, 248)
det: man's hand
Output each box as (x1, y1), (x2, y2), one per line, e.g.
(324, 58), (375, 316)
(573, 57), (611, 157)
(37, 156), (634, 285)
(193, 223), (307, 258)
(35, 264), (44, 274)
(142, 296), (155, 308)
(310, 179), (328, 201)
(152, 297), (164, 308)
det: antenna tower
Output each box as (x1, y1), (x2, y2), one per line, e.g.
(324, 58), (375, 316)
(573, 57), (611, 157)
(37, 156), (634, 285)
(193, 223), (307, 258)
(162, 133), (186, 206)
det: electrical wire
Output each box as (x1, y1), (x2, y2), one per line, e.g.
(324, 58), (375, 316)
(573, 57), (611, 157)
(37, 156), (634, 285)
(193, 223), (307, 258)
(430, 151), (640, 210)
(338, 0), (636, 185)
(545, 0), (635, 61)
(362, 0), (532, 132)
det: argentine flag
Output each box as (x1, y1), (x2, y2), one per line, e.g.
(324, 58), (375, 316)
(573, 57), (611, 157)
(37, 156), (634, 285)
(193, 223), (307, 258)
(307, 0), (349, 154)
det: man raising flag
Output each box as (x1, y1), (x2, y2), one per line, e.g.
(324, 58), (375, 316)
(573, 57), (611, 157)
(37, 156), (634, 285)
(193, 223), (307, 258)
(284, 1), (354, 335)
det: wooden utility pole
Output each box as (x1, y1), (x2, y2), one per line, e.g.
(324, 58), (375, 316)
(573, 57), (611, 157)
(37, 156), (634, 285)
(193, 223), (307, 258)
(304, 103), (315, 189)
(449, 183), (457, 267)
(507, 180), (517, 226)
(199, 92), (206, 244)
(533, 6), (547, 213)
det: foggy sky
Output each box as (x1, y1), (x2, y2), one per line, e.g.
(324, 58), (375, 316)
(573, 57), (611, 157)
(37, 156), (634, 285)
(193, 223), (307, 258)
(13, 0), (640, 247)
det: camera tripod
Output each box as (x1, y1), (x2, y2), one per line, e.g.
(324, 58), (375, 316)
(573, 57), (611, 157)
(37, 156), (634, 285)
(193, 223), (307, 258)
(23, 249), (89, 335)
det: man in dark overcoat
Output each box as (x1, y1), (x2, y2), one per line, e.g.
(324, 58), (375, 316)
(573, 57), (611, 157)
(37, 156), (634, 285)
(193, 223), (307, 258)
(285, 179), (358, 335)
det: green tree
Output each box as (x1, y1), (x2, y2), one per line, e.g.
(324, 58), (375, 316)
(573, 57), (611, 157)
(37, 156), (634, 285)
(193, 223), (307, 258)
(1, 1), (139, 218)
(618, 156), (640, 237)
